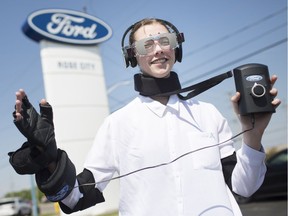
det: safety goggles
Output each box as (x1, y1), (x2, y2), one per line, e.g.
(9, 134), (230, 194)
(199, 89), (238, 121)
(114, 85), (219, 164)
(133, 33), (178, 56)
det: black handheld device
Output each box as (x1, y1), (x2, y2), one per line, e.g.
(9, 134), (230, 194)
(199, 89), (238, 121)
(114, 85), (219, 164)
(233, 63), (275, 115)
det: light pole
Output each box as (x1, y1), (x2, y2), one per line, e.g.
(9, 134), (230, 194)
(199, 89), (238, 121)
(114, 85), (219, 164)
(30, 176), (38, 216)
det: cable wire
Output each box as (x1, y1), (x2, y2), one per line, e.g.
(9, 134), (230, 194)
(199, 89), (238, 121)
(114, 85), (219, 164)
(73, 115), (256, 189)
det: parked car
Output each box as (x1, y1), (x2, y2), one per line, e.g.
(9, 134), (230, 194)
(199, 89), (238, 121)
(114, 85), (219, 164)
(0, 197), (32, 216)
(235, 148), (287, 204)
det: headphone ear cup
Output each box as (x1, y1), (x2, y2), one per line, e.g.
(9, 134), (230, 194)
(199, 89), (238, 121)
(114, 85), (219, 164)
(175, 47), (182, 63)
(130, 57), (138, 68)
(122, 47), (130, 68)
(124, 55), (130, 68)
(122, 46), (137, 68)
(174, 48), (179, 62)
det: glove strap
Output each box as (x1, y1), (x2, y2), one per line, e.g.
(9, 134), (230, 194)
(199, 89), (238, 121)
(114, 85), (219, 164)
(36, 149), (76, 202)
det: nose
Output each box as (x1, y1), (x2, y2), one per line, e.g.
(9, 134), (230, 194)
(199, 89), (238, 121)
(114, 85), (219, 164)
(154, 42), (163, 53)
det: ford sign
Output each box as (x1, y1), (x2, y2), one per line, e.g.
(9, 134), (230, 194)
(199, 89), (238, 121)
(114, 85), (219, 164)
(22, 9), (112, 45)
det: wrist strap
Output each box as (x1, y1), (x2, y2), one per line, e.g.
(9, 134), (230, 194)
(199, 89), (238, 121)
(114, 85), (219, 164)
(176, 71), (233, 100)
(36, 149), (76, 202)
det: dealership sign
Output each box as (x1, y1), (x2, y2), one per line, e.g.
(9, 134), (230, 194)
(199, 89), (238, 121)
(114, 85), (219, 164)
(22, 9), (112, 45)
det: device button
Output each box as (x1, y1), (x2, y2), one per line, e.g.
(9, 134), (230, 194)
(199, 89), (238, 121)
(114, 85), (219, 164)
(251, 83), (266, 97)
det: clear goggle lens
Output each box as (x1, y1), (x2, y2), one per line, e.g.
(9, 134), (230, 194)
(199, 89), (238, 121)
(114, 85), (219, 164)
(133, 33), (178, 56)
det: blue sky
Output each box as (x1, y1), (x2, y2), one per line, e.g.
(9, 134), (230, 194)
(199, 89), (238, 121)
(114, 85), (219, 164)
(0, 0), (287, 197)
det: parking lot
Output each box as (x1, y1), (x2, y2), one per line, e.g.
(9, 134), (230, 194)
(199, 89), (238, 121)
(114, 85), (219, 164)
(39, 198), (286, 216)
(240, 198), (287, 216)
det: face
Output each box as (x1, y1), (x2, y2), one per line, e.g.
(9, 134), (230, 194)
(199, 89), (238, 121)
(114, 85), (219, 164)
(133, 23), (176, 78)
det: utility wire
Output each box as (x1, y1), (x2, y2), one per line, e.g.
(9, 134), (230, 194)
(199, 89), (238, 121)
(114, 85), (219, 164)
(181, 23), (287, 78)
(184, 7), (287, 58)
(182, 38), (287, 86)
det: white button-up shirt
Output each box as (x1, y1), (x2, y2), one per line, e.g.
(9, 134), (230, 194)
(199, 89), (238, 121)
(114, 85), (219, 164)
(64, 95), (266, 216)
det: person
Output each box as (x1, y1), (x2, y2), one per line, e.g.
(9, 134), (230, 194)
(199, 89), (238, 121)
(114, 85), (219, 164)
(9, 18), (281, 216)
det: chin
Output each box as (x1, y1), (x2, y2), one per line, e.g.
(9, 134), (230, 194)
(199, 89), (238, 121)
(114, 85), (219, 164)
(141, 65), (172, 78)
(151, 71), (170, 78)
(152, 66), (172, 78)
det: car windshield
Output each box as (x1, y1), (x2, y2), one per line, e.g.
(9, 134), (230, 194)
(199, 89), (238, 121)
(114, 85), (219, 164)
(269, 150), (287, 165)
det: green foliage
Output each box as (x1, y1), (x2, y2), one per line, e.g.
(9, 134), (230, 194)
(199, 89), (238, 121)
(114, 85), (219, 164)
(5, 187), (45, 202)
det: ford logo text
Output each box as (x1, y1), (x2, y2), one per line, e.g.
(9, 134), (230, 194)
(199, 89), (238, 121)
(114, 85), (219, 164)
(246, 75), (263, 82)
(22, 9), (112, 45)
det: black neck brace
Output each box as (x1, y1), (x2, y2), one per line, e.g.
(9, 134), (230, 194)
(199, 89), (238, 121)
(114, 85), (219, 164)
(134, 71), (233, 100)
(134, 72), (181, 97)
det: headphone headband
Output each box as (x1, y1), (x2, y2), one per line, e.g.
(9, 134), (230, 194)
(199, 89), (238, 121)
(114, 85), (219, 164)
(121, 18), (184, 68)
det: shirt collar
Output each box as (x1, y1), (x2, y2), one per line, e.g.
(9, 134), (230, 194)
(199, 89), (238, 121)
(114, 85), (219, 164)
(139, 94), (180, 117)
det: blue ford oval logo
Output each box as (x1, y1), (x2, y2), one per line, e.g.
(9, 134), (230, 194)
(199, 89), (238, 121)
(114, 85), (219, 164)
(246, 75), (263, 82)
(22, 9), (112, 45)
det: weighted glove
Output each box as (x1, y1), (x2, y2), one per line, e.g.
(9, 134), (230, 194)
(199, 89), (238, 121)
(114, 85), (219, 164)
(9, 95), (58, 174)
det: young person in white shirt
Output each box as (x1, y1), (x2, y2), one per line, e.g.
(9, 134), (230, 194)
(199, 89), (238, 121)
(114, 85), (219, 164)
(10, 18), (281, 216)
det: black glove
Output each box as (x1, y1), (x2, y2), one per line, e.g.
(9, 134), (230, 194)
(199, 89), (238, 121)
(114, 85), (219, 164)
(10, 95), (58, 174)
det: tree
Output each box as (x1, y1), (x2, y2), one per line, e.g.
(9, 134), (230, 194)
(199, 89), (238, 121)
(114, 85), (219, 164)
(5, 187), (45, 202)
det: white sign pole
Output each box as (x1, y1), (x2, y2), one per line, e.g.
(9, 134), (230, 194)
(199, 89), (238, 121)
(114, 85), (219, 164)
(40, 40), (119, 216)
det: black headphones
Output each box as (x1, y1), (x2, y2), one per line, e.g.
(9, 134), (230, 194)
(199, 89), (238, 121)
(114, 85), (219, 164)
(121, 18), (185, 68)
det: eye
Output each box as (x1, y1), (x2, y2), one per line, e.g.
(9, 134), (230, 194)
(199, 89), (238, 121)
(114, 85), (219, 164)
(159, 37), (170, 46)
(144, 39), (154, 49)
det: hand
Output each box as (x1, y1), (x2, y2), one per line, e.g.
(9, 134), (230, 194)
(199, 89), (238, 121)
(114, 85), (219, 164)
(231, 75), (281, 150)
(13, 89), (58, 168)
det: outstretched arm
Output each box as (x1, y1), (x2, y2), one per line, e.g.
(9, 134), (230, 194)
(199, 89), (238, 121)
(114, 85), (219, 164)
(10, 89), (105, 213)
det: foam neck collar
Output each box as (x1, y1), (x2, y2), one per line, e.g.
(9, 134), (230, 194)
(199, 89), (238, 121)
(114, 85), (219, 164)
(134, 72), (181, 97)
(134, 71), (233, 100)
